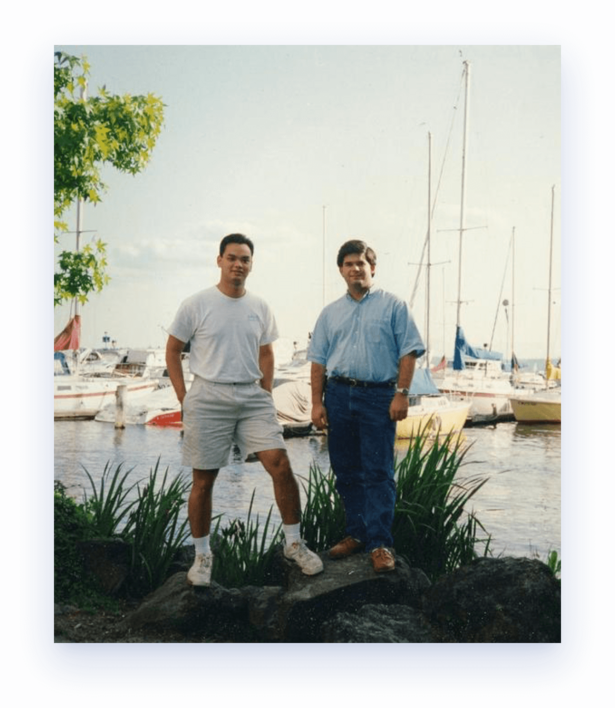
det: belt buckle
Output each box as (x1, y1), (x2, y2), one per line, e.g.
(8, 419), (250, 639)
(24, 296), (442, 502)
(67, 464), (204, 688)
(348, 377), (359, 387)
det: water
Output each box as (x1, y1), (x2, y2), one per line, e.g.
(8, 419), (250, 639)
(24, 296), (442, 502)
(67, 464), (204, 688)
(54, 420), (560, 560)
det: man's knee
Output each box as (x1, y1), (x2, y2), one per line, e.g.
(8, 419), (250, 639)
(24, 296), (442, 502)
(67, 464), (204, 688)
(192, 469), (218, 493)
(256, 449), (291, 477)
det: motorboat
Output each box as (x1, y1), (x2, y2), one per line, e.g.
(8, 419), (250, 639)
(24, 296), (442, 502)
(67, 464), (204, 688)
(54, 350), (159, 420)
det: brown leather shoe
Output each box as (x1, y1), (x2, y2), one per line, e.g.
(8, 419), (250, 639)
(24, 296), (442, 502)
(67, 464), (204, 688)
(328, 536), (365, 559)
(371, 547), (395, 573)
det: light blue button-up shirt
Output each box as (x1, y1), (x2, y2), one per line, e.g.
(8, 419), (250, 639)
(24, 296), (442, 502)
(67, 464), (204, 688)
(307, 288), (425, 382)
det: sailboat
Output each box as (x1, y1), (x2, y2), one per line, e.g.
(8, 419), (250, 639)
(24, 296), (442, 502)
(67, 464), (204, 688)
(54, 200), (159, 420)
(430, 60), (515, 425)
(509, 186), (561, 424)
(397, 132), (470, 439)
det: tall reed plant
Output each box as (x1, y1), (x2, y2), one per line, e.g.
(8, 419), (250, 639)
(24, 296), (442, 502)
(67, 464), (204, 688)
(121, 459), (192, 595)
(210, 491), (282, 588)
(392, 433), (491, 581)
(82, 461), (138, 537)
(297, 464), (345, 552)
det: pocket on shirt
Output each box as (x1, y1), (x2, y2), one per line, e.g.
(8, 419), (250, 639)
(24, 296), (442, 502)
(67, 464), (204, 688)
(368, 320), (386, 343)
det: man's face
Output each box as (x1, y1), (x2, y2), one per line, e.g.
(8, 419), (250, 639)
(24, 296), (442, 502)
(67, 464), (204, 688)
(339, 252), (375, 293)
(217, 243), (253, 287)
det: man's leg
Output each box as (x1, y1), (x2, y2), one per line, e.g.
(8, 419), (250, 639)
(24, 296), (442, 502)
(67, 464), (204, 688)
(324, 382), (367, 544)
(256, 448), (323, 576)
(357, 387), (397, 573)
(189, 468), (219, 537)
(255, 449), (300, 525)
(186, 468), (218, 586)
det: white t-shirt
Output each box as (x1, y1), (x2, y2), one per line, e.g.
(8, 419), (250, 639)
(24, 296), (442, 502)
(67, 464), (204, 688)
(168, 286), (279, 383)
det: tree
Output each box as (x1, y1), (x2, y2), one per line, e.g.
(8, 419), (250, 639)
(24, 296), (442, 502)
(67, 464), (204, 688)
(54, 52), (165, 305)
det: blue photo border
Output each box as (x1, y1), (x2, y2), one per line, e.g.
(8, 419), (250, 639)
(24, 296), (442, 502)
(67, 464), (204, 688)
(20, 22), (595, 695)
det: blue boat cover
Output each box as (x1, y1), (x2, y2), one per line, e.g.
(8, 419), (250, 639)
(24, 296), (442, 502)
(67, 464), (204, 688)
(453, 325), (503, 370)
(410, 367), (441, 395)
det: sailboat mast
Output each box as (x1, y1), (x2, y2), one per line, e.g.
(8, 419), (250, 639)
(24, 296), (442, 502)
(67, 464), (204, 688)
(546, 185), (555, 367)
(511, 226), (516, 361)
(322, 205), (327, 308)
(425, 132), (432, 367)
(455, 60), (470, 329)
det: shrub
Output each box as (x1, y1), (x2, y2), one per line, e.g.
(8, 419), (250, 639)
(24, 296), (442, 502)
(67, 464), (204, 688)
(54, 480), (103, 607)
(297, 464), (345, 552)
(82, 461), (139, 538)
(210, 491), (282, 588)
(121, 459), (191, 596)
(392, 433), (491, 580)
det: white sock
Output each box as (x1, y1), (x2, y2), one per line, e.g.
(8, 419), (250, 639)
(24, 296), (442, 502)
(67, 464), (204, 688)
(283, 523), (301, 547)
(193, 535), (210, 556)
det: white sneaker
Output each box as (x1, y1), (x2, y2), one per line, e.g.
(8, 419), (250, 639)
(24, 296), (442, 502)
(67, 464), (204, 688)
(284, 540), (324, 576)
(187, 553), (213, 586)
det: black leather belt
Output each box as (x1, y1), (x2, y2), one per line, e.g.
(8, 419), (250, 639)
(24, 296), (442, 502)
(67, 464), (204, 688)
(329, 375), (396, 389)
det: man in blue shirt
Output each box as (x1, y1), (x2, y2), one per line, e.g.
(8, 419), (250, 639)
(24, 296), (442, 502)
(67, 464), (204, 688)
(308, 240), (425, 573)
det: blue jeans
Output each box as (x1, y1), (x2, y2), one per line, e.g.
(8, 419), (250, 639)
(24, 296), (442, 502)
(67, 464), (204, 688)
(324, 380), (397, 551)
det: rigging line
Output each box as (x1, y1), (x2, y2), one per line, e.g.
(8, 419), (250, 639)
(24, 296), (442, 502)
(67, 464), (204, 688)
(488, 228), (514, 351)
(409, 67), (466, 308)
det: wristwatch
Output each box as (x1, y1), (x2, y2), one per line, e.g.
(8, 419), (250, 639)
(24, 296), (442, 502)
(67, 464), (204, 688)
(395, 387), (410, 396)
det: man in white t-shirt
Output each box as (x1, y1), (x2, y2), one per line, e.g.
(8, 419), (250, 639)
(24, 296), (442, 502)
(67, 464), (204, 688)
(166, 233), (323, 586)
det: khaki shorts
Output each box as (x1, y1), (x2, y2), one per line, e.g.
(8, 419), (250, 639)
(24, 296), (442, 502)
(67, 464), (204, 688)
(181, 377), (286, 470)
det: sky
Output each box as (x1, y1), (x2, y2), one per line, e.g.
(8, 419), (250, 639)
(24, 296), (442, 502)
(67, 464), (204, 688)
(53, 44), (561, 361)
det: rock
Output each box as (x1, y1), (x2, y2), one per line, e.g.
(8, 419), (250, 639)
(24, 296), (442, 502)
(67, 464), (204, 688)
(239, 585), (286, 640)
(322, 604), (437, 643)
(77, 539), (131, 595)
(276, 551), (431, 642)
(422, 556), (561, 642)
(121, 573), (255, 641)
(120, 547), (429, 642)
(119, 553), (560, 643)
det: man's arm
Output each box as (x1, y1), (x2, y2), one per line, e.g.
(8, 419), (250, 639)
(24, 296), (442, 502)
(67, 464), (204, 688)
(165, 335), (188, 404)
(259, 343), (275, 392)
(310, 362), (328, 430)
(389, 352), (417, 421)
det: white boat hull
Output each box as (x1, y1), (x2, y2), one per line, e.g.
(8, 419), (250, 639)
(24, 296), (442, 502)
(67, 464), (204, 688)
(435, 376), (514, 422)
(55, 378), (159, 420)
(509, 390), (561, 424)
(396, 397), (471, 439)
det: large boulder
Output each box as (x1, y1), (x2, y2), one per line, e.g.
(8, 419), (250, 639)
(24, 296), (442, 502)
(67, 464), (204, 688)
(276, 551), (430, 642)
(422, 556), (561, 642)
(119, 553), (560, 643)
(121, 548), (429, 642)
(322, 603), (437, 642)
(121, 572), (258, 641)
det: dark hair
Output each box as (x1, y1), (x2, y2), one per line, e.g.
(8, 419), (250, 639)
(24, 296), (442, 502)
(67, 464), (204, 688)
(219, 233), (254, 257)
(336, 239), (377, 268)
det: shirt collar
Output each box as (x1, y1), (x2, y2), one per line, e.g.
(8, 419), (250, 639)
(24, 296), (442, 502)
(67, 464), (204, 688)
(345, 286), (377, 303)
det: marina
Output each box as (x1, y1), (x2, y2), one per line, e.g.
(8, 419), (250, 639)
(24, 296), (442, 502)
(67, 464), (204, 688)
(52, 43), (561, 614)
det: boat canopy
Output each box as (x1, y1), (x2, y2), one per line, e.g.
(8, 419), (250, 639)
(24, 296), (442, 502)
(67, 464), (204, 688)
(453, 325), (503, 370)
(54, 351), (71, 376)
(409, 368), (441, 395)
(546, 358), (561, 381)
(54, 315), (81, 352)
